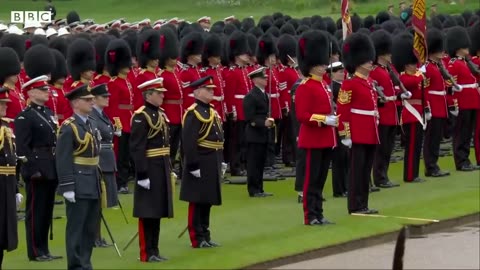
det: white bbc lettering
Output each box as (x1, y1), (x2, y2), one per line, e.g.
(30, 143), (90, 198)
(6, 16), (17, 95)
(10, 11), (52, 23)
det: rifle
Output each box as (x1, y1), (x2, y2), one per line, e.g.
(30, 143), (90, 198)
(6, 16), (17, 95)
(372, 80), (387, 103)
(386, 63), (409, 94)
(436, 60), (462, 92)
(465, 56), (480, 76)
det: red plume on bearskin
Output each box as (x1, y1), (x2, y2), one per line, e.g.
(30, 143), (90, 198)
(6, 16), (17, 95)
(160, 35), (166, 49)
(143, 41), (150, 53)
(180, 31), (204, 63)
(136, 29), (161, 68)
(25, 39), (32, 50)
(105, 39), (132, 77)
(93, 34), (112, 74)
(255, 33), (277, 65)
(109, 51), (116, 64)
(158, 27), (179, 69)
(227, 30), (249, 61)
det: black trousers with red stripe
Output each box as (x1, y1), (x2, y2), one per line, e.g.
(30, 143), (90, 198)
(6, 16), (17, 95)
(474, 110), (480, 166)
(332, 143), (349, 196)
(138, 218), (160, 261)
(348, 144), (376, 213)
(373, 124), (397, 186)
(302, 148), (332, 224)
(453, 109), (477, 169)
(24, 179), (57, 260)
(423, 117), (446, 174)
(403, 122), (424, 182)
(117, 132), (132, 189)
(187, 203), (212, 247)
(229, 121), (246, 175)
(278, 114), (295, 165)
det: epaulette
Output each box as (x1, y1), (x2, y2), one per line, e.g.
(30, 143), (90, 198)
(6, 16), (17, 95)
(229, 65), (238, 71)
(1, 117), (13, 123)
(134, 106), (145, 114)
(88, 115), (95, 120)
(210, 103), (215, 108)
(71, 81), (80, 88)
(94, 74), (102, 80)
(139, 69), (147, 75)
(110, 76), (118, 82)
(157, 69), (164, 76)
(158, 107), (165, 112)
(300, 78), (309, 84)
(186, 103), (198, 111)
(62, 117), (75, 126)
(449, 58), (457, 64)
(200, 67), (207, 73)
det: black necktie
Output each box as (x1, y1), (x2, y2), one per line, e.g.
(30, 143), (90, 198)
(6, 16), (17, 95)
(85, 119), (93, 133)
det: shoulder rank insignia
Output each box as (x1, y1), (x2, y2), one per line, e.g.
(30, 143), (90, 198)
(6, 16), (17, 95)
(187, 103), (197, 111)
(300, 78), (309, 85)
(62, 117), (75, 126)
(71, 81), (80, 88)
(134, 106), (145, 114)
(338, 89), (352, 105)
(94, 74), (101, 80)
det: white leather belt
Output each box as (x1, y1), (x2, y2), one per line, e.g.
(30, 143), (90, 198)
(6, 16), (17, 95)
(234, 95), (245, 99)
(351, 109), (379, 117)
(212, 96), (224, 101)
(384, 95), (397, 102)
(406, 99), (422, 105)
(268, 93), (279, 98)
(459, 83), (478, 88)
(428, 90), (446, 96)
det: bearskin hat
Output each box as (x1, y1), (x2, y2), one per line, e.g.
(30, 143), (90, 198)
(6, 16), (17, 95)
(50, 49), (68, 84)
(442, 16), (457, 29)
(122, 30), (138, 58)
(224, 24), (238, 36)
(427, 28), (445, 54)
(311, 20), (327, 31)
(328, 33), (341, 57)
(0, 34), (26, 61)
(228, 31), (249, 61)
(202, 33), (223, 66)
(446, 26), (471, 57)
(296, 30), (329, 77)
(255, 34), (278, 65)
(27, 35), (48, 50)
(0, 47), (20, 84)
(381, 20), (397, 33)
(24, 45), (55, 79)
(357, 28), (371, 36)
(180, 32), (204, 63)
(376, 11), (390, 25)
(105, 39), (132, 77)
(430, 16), (443, 30)
(67, 38), (95, 81)
(462, 10), (473, 24)
(246, 33), (257, 56)
(49, 37), (68, 58)
(342, 32), (375, 73)
(158, 27), (179, 69)
(324, 17), (337, 35)
(247, 26), (264, 38)
(468, 15), (480, 27)
(454, 15), (466, 27)
(469, 21), (480, 54)
(371, 29), (392, 58)
(280, 23), (296, 36)
(220, 36), (230, 66)
(351, 13), (363, 32)
(297, 25), (310, 35)
(136, 29), (161, 68)
(107, 28), (121, 38)
(364, 15), (375, 30)
(66, 11), (81, 25)
(241, 17), (255, 32)
(287, 19), (299, 30)
(93, 34), (113, 74)
(272, 12), (284, 21)
(210, 24), (224, 34)
(277, 34), (296, 66)
(259, 20), (273, 33)
(265, 26), (280, 38)
(274, 18), (285, 29)
(392, 33), (417, 72)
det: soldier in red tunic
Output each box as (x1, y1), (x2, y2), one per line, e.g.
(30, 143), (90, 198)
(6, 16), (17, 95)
(134, 30), (161, 110)
(392, 33), (429, 183)
(446, 26), (480, 171)
(369, 30), (401, 189)
(47, 49), (69, 125)
(277, 34), (298, 168)
(224, 31), (252, 176)
(337, 33), (380, 215)
(179, 32), (204, 110)
(122, 30), (140, 84)
(0, 48), (23, 127)
(157, 27), (183, 171)
(104, 39), (135, 193)
(93, 34), (113, 86)
(256, 34), (283, 173)
(295, 30), (337, 225)
(64, 39), (95, 94)
(423, 28), (453, 177)
(469, 22), (480, 166)
(1, 34), (27, 96)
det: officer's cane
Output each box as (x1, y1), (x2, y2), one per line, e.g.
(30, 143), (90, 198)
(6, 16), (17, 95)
(101, 213), (122, 257)
(116, 199), (129, 224)
(123, 231), (138, 251)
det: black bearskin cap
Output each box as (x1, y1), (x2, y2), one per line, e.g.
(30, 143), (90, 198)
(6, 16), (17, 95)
(24, 44), (55, 78)
(246, 33), (257, 56)
(427, 28), (445, 54)
(202, 33), (223, 66)
(371, 29), (392, 58)
(280, 23), (296, 36)
(0, 34), (26, 61)
(49, 37), (68, 58)
(50, 49), (68, 84)
(277, 34), (296, 66)
(0, 47), (20, 84)
(342, 32), (375, 73)
(158, 27), (179, 69)
(66, 11), (80, 25)
(446, 26), (471, 57)
(297, 30), (330, 77)
(136, 29), (161, 68)
(256, 33), (278, 65)
(105, 39), (132, 77)
(180, 31), (204, 63)
(469, 21), (480, 54)
(93, 34), (113, 74)
(391, 33), (417, 72)
(228, 31), (249, 61)
(122, 30), (138, 58)
(67, 38), (96, 80)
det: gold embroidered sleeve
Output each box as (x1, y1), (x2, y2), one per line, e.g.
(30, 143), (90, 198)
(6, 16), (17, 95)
(338, 122), (351, 138)
(338, 89), (352, 105)
(309, 114), (327, 125)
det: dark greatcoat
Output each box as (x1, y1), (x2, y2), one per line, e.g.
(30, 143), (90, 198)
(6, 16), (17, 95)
(180, 100), (224, 205)
(130, 102), (173, 219)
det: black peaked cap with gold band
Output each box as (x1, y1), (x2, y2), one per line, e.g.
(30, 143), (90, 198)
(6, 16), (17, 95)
(65, 84), (95, 101)
(0, 87), (11, 102)
(90, 84), (110, 97)
(189, 76), (217, 91)
(137, 78), (167, 92)
(248, 67), (267, 79)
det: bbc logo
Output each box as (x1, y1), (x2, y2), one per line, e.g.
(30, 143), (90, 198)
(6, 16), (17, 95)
(11, 11), (52, 24)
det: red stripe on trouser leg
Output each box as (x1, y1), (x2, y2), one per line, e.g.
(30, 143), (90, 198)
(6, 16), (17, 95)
(31, 181), (38, 257)
(475, 110), (480, 165)
(138, 218), (147, 262)
(407, 123), (416, 181)
(302, 149), (312, 225)
(188, 203), (198, 248)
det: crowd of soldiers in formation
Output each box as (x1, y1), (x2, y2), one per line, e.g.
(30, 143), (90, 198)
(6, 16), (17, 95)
(0, 3), (479, 268)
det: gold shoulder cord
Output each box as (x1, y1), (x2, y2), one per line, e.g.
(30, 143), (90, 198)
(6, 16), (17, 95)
(63, 121), (94, 156)
(140, 111), (167, 139)
(197, 108), (216, 142)
(0, 126), (14, 152)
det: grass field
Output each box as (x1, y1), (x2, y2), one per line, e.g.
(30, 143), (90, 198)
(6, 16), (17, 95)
(0, 0), (479, 24)
(3, 154), (479, 269)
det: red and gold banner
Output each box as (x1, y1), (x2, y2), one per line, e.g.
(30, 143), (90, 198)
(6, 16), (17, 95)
(412, 0), (427, 64)
(341, 0), (352, 40)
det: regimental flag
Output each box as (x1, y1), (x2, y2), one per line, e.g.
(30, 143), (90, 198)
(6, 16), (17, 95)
(341, 0), (352, 40)
(412, 0), (427, 64)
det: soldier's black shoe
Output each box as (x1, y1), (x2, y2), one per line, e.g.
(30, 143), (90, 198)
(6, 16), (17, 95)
(147, 255), (164, 262)
(195, 241), (212, 248)
(54, 200), (64, 205)
(250, 193), (265, 198)
(30, 255), (52, 262)
(351, 208), (379, 215)
(410, 178), (426, 183)
(370, 186), (381, 192)
(207, 241), (221, 247)
(333, 192), (348, 198)
(425, 170), (450, 177)
(118, 187), (131, 194)
(378, 181), (400, 188)
(297, 195), (303, 203)
(46, 254), (63, 260)
(261, 192), (273, 197)
(458, 164), (475, 171)
(157, 255), (168, 261)
(308, 218), (334, 225)
(473, 165), (480, 170)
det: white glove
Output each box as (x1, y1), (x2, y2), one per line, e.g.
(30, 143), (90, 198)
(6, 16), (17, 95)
(221, 163), (228, 177)
(453, 85), (463, 92)
(325, 115), (339, 127)
(419, 65), (427, 73)
(425, 112), (432, 121)
(137, 179), (150, 190)
(401, 91), (412, 100)
(341, 138), (352, 148)
(15, 193), (23, 209)
(190, 169), (201, 178)
(63, 191), (76, 203)
(450, 109), (459, 117)
(114, 130), (122, 137)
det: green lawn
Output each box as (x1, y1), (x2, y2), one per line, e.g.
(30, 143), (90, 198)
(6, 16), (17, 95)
(0, 0), (478, 24)
(3, 155), (479, 269)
